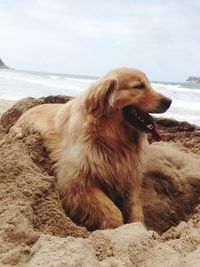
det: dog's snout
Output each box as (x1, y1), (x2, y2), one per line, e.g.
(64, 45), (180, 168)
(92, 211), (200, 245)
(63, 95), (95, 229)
(160, 97), (172, 110)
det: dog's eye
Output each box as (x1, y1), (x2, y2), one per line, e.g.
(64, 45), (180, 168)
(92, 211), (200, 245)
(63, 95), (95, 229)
(133, 83), (145, 89)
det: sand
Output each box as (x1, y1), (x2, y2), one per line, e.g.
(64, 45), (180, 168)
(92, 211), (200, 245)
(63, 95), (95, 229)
(1, 97), (200, 266)
(0, 99), (16, 116)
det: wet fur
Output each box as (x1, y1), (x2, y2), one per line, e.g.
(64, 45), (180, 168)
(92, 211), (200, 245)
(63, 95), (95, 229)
(8, 67), (170, 230)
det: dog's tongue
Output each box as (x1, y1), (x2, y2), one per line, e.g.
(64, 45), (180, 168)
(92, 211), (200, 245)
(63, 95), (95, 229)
(148, 115), (161, 141)
(125, 106), (162, 141)
(135, 108), (161, 141)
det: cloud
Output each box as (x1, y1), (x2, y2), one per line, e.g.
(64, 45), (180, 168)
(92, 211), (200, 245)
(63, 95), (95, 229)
(0, 0), (199, 81)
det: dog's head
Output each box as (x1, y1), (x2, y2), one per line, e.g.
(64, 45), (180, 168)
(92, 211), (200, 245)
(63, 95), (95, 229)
(86, 67), (172, 141)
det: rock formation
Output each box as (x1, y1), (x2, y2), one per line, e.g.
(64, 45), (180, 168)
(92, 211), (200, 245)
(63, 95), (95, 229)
(0, 58), (9, 69)
(186, 76), (200, 84)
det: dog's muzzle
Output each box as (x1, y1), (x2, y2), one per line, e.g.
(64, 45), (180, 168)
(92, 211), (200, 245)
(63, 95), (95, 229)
(159, 97), (172, 112)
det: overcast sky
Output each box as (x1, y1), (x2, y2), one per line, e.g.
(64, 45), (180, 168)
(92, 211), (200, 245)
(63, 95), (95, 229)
(0, 0), (200, 81)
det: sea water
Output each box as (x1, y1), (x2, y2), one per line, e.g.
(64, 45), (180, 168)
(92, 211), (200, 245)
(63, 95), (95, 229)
(0, 69), (200, 125)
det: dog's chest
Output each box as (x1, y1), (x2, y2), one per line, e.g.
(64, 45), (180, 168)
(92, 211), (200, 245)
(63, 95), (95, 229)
(89, 144), (143, 192)
(55, 136), (143, 195)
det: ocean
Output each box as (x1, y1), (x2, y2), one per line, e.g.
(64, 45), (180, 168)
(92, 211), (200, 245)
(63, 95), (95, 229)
(0, 69), (200, 125)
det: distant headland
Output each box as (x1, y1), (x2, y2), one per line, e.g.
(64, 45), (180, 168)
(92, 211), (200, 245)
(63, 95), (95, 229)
(186, 76), (200, 84)
(0, 58), (9, 69)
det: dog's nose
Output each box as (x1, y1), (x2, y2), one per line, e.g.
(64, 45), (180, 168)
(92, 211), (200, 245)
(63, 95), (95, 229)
(161, 97), (172, 110)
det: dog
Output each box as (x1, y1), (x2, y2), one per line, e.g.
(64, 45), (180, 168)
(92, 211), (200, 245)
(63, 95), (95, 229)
(7, 67), (172, 230)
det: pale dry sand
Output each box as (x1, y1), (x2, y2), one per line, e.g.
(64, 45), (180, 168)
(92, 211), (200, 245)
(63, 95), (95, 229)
(0, 99), (16, 117)
(1, 98), (200, 267)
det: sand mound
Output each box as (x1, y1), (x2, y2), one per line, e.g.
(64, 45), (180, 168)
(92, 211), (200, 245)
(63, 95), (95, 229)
(1, 97), (200, 266)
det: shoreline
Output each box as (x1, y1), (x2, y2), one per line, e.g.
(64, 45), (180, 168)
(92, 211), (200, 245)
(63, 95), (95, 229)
(0, 68), (200, 125)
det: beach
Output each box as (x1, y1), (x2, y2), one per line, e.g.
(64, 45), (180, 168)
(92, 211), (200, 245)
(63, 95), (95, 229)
(1, 0), (200, 264)
(1, 96), (200, 266)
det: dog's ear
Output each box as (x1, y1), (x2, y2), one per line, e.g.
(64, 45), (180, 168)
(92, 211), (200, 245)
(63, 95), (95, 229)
(86, 79), (118, 117)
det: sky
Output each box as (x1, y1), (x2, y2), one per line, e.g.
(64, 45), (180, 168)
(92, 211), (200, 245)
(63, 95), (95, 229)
(0, 0), (200, 82)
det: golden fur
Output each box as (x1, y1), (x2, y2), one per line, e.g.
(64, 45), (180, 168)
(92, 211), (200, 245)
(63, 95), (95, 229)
(8, 67), (171, 230)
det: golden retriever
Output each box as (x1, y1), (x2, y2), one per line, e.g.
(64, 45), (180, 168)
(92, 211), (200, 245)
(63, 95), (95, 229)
(7, 67), (172, 230)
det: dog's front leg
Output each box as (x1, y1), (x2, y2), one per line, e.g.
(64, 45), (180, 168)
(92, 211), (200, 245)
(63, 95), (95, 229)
(123, 184), (144, 224)
(60, 180), (124, 230)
